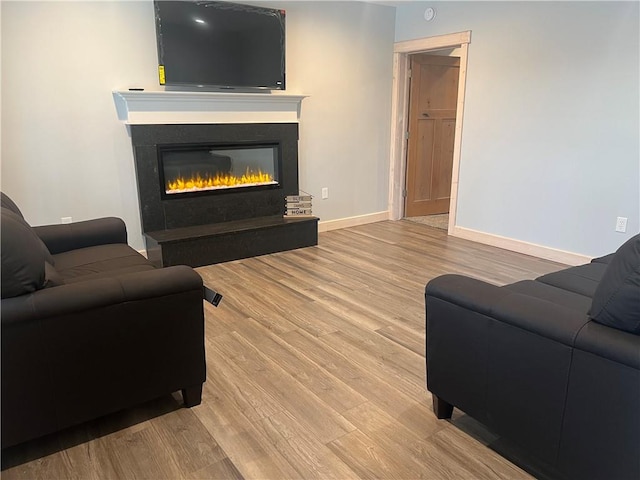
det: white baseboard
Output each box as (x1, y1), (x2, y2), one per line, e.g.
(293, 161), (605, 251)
(138, 218), (590, 266)
(451, 226), (592, 266)
(318, 211), (390, 233)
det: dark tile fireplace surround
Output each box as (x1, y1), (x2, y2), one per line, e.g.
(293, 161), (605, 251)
(130, 122), (318, 267)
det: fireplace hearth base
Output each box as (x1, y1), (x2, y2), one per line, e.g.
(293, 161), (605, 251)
(145, 215), (319, 268)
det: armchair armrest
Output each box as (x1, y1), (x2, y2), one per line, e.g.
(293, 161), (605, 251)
(1, 265), (202, 324)
(1, 265), (205, 447)
(33, 217), (127, 255)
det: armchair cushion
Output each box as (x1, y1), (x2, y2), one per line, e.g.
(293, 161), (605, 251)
(1, 208), (47, 298)
(590, 234), (640, 334)
(53, 244), (155, 284)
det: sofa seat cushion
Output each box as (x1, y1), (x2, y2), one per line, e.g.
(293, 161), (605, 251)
(506, 280), (592, 314)
(53, 244), (155, 283)
(535, 262), (608, 298)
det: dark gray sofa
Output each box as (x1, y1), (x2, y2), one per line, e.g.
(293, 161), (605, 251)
(425, 235), (640, 480)
(1, 193), (206, 449)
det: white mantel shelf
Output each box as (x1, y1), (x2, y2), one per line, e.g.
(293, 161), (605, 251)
(112, 90), (308, 125)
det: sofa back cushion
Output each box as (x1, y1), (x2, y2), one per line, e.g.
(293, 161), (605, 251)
(590, 234), (640, 334)
(1, 192), (24, 219)
(1, 208), (48, 299)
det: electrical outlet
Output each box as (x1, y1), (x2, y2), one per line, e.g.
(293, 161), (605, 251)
(615, 217), (628, 233)
(321, 187), (329, 200)
(61, 216), (73, 224)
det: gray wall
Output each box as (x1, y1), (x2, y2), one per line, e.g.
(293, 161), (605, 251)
(1, 1), (395, 251)
(395, 1), (639, 256)
(3, 0), (637, 258)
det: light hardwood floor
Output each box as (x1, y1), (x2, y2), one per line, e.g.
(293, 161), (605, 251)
(1, 220), (566, 479)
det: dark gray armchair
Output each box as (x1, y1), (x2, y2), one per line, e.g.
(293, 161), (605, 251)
(1, 192), (206, 448)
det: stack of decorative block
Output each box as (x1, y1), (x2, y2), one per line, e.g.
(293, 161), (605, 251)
(285, 193), (313, 217)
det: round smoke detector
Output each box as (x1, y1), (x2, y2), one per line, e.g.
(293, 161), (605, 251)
(424, 7), (436, 22)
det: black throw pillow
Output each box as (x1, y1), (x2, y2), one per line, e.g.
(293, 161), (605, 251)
(589, 234), (640, 334)
(0, 193), (54, 265)
(0, 191), (24, 218)
(1, 208), (47, 299)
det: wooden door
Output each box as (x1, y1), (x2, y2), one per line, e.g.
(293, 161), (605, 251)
(405, 54), (459, 217)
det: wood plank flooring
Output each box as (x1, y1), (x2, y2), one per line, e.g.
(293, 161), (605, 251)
(1, 220), (566, 479)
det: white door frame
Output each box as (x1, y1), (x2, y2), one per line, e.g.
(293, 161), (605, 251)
(388, 31), (471, 234)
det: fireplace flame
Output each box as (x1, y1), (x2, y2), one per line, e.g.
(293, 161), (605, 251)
(166, 169), (276, 194)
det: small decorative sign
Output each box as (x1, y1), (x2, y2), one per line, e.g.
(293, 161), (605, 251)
(285, 192), (313, 217)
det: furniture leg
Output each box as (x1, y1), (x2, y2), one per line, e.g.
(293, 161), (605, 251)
(182, 385), (203, 407)
(432, 394), (454, 419)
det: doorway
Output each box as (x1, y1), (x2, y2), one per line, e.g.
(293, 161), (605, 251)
(404, 53), (460, 228)
(388, 31), (471, 234)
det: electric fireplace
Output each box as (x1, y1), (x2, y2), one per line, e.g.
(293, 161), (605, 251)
(159, 143), (280, 198)
(129, 122), (317, 267)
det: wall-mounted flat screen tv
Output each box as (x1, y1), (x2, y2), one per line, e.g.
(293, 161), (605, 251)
(154, 1), (286, 90)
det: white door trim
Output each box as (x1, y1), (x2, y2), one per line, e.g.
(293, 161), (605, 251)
(388, 31), (471, 235)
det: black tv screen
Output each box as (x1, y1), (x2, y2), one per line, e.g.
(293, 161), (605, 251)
(154, 1), (286, 90)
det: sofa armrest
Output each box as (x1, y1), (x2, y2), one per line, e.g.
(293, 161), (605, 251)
(425, 274), (510, 316)
(425, 274), (512, 422)
(32, 217), (127, 255)
(426, 274), (591, 346)
(425, 274), (585, 463)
